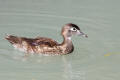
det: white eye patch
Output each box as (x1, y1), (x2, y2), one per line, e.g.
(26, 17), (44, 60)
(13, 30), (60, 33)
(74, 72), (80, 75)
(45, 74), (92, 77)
(70, 27), (77, 31)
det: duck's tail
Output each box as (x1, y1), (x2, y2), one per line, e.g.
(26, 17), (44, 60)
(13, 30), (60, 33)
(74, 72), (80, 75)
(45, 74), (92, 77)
(5, 35), (22, 44)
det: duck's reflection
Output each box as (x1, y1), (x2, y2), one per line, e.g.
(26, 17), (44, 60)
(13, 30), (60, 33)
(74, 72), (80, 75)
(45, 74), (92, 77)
(62, 56), (86, 80)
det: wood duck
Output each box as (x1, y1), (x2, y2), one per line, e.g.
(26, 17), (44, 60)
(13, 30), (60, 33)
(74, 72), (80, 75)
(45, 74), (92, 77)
(5, 23), (88, 55)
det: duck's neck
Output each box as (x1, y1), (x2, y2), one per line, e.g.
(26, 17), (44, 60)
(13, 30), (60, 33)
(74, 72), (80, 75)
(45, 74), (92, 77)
(62, 36), (72, 44)
(60, 35), (74, 54)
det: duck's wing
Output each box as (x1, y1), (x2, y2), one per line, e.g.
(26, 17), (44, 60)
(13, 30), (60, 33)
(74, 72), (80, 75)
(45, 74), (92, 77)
(32, 37), (58, 47)
(5, 35), (58, 48)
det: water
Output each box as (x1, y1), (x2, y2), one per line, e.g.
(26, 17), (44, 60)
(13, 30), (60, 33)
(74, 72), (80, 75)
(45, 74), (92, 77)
(0, 0), (120, 80)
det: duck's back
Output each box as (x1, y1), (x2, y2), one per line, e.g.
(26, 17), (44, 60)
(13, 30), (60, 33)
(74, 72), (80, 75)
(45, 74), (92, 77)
(5, 35), (60, 54)
(24, 37), (58, 47)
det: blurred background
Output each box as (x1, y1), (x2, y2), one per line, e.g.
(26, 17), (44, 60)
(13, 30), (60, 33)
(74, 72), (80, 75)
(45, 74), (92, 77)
(0, 0), (120, 80)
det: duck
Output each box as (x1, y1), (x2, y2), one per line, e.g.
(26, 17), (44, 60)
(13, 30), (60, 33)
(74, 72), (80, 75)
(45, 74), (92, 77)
(5, 23), (88, 55)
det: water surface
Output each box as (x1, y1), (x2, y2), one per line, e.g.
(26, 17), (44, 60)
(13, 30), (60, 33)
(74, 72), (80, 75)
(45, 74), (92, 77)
(0, 0), (120, 80)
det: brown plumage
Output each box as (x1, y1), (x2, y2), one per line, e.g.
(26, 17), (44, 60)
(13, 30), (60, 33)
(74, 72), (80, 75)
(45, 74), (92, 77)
(5, 23), (88, 55)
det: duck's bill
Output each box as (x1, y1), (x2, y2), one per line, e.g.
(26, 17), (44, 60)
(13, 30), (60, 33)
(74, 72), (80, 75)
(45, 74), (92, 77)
(82, 34), (88, 38)
(77, 31), (88, 38)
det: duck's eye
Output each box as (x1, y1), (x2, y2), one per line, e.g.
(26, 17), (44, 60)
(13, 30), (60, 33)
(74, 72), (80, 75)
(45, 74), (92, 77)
(71, 27), (77, 31)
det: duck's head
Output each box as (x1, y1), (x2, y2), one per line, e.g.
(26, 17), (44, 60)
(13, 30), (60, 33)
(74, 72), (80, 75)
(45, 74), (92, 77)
(61, 23), (88, 39)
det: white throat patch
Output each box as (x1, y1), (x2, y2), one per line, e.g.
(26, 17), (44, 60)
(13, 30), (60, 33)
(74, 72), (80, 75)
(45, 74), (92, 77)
(67, 37), (71, 40)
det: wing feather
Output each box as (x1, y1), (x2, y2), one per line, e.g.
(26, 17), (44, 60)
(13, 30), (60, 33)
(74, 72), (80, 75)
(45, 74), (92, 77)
(23, 37), (58, 47)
